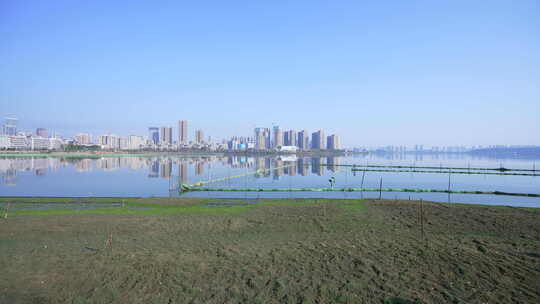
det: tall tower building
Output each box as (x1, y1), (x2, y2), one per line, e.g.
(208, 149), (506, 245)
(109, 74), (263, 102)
(195, 129), (204, 144)
(254, 127), (270, 150)
(284, 130), (297, 146)
(148, 127), (159, 145)
(178, 120), (188, 144)
(326, 134), (340, 150)
(298, 130), (309, 150)
(273, 126), (283, 148)
(160, 127), (172, 145)
(311, 130), (325, 150)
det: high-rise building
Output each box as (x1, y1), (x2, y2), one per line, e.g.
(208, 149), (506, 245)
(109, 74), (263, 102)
(178, 120), (188, 144)
(284, 130), (297, 146)
(148, 127), (159, 145)
(254, 127), (270, 150)
(273, 126), (283, 148)
(311, 130), (325, 150)
(36, 128), (48, 138)
(326, 134), (340, 150)
(160, 127), (172, 145)
(298, 130), (309, 150)
(75, 133), (92, 145)
(195, 129), (204, 144)
(2, 117), (18, 136)
(128, 135), (145, 150)
(97, 135), (120, 150)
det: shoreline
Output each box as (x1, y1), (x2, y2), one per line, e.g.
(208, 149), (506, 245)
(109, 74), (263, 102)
(0, 150), (347, 158)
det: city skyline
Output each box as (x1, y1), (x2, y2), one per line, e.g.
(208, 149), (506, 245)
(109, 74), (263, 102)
(3, 115), (535, 152)
(1, 1), (539, 146)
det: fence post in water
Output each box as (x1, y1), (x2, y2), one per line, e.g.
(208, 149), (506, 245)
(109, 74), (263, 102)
(378, 177), (383, 200)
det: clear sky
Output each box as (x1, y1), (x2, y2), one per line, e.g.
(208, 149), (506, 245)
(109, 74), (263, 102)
(1, 0), (538, 147)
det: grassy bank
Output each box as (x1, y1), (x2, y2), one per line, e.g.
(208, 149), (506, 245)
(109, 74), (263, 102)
(1, 197), (539, 303)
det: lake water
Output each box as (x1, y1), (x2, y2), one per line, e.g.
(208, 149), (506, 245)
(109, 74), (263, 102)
(1, 153), (539, 207)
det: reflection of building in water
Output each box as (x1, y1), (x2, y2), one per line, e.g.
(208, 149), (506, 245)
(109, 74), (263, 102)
(74, 159), (93, 172)
(326, 157), (340, 172)
(283, 162), (296, 176)
(264, 158), (271, 177)
(297, 158), (308, 176)
(35, 168), (46, 176)
(96, 158), (121, 170)
(1, 168), (17, 185)
(126, 157), (145, 170)
(195, 161), (205, 176)
(148, 160), (159, 178)
(273, 159), (283, 180)
(160, 160), (172, 178)
(254, 158), (265, 178)
(179, 162), (188, 185)
(311, 157), (325, 176)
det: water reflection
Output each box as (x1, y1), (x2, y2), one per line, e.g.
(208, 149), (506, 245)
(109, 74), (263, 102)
(0, 156), (349, 186)
(1, 154), (539, 207)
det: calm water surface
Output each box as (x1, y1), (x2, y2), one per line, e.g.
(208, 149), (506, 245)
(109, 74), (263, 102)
(1, 154), (539, 207)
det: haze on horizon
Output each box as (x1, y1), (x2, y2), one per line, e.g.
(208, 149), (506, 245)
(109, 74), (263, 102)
(1, 1), (538, 148)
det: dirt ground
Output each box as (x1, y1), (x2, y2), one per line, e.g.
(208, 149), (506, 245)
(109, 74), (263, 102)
(1, 198), (539, 303)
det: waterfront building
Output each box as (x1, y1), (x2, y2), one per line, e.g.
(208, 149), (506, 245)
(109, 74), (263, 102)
(284, 130), (297, 146)
(119, 137), (129, 150)
(195, 129), (204, 144)
(97, 135), (120, 150)
(6, 136), (28, 150)
(178, 120), (188, 144)
(0, 135), (9, 149)
(128, 135), (145, 150)
(311, 130), (325, 150)
(2, 117), (18, 136)
(75, 133), (92, 145)
(160, 127), (172, 145)
(298, 130), (309, 150)
(273, 126), (283, 148)
(326, 134), (340, 150)
(148, 127), (159, 145)
(36, 128), (48, 138)
(31, 137), (50, 150)
(254, 127), (270, 150)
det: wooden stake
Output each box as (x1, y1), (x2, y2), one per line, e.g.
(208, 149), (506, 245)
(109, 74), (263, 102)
(448, 171), (451, 203)
(420, 199), (425, 240)
(107, 232), (113, 250)
(378, 177), (383, 200)
(3, 202), (10, 219)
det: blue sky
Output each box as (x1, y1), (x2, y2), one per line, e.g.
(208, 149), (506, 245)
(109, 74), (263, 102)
(1, 1), (538, 147)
